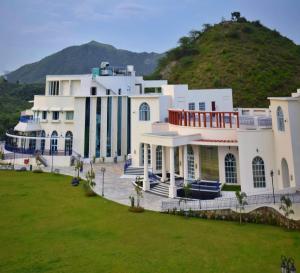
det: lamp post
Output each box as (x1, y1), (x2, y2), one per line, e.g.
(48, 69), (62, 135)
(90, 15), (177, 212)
(270, 170), (275, 204)
(101, 167), (106, 197)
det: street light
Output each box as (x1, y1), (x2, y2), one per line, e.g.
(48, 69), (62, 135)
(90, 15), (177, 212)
(101, 167), (106, 197)
(270, 170), (275, 204)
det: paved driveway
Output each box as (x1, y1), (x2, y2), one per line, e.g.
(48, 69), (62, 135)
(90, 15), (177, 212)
(44, 162), (169, 212)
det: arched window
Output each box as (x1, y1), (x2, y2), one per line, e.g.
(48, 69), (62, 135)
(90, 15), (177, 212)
(50, 131), (58, 155)
(65, 131), (73, 156)
(40, 130), (45, 153)
(252, 156), (266, 188)
(277, 106), (285, 131)
(156, 146), (162, 170)
(224, 153), (237, 184)
(139, 102), (150, 121)
(187, 145), (195, 179)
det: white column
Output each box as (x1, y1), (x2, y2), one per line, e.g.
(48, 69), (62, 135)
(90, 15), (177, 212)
(183, 145), (188, 186)
(143, 143), (150, 191)
(169, 146), (177, 198)
(161, 146), (166, 182)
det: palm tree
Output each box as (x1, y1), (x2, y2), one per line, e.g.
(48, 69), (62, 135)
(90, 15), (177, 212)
(235, 191), (248, 224)
(279, 195), (294, 229)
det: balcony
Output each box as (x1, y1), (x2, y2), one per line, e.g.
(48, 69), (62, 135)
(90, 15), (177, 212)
(168, 109), (272, 130)
(14, 116), (41, 132)
(168, 110), (240, 129)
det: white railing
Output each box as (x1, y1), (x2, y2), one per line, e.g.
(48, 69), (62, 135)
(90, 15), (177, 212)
(161, 193), (300, 212)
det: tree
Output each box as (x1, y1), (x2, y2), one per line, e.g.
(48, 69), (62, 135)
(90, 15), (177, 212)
(85, 162), (96, 188)
(235, 191), (248, 224)
(178, 36), (191, 48)
(279, 195), (294, 229)
(183, 183), (192, 200)
(74, 159), (83, 179)
(134, 177), (143, 208)
(189, 30), (201, 41)
(231, 11), (241, 21)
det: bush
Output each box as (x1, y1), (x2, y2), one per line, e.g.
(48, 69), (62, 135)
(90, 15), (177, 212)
(129, 207), (144, 213)
(226, 30), (240, 39)
(82, 181), (97, 197)
(32, 169), (43, 173)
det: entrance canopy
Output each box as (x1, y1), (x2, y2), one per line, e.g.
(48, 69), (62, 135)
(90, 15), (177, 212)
(141, 131), (201, 147)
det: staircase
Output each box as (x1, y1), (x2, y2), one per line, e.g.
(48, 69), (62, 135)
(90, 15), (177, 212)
(148, 183), (169, 197)
(124, 166), (144, 176)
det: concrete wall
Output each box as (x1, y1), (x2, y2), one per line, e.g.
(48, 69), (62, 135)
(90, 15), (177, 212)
(237, 129), (275, 195)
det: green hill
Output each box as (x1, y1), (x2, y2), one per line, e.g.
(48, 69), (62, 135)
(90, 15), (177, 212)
(0, 78), (44, 139)
(152, 17), (300, 107)
(6, 41), (162, 83)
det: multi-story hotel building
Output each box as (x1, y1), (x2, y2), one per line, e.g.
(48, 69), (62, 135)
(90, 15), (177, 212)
(4, 63), (300, 198)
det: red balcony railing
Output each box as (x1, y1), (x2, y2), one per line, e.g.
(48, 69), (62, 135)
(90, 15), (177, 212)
(168, 110), (239, 129)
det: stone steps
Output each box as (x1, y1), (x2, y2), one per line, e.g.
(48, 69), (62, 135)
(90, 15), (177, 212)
(148, 183), (169, 197)
(124, 167), (144, 176)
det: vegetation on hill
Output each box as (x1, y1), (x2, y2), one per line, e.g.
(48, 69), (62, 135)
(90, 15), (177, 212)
(6, 41), (162, 83)
(0, 77), (44, 139)
(151, 13), (300, 107)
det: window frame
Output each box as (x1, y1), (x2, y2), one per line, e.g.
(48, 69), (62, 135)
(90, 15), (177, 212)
(252, 156), (266, 188)
(139, 102), (150, 121)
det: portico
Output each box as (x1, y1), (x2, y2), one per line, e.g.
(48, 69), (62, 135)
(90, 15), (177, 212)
(140, 131), (201, 198)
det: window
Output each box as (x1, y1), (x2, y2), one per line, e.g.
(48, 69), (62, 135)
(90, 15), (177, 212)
(188, 103), (195, 110)
(199, 102), (206, 111)
(139, 102), (150, 121)
(187, 145), (195, 179)
(42, 111), (47, 120)
(49, 81), (59, 95)
(141, 144), (151, 165)
(52, 111), (59, 120)
(156, 146), (162, 170)
(65, 131), (73, 155)
(118, 88), (122, 95)
(225, 153), (237, 183)
(65, 111), (74, 120)
(106, 89), (110, 95)
(252, 156), (266, 188)
(277, 106), (285, 131)
(50, 131), (58, 155)
(90, 87), (97, 96)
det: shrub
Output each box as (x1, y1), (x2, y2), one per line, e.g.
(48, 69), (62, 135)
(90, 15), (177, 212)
(128, 206), (144, 213)
(32, 169), (43, 173)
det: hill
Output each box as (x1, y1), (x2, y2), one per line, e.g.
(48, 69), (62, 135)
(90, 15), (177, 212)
(0, 78), (44, 139)
(6, 41), (162, 83)
(152, 16), (300, 107)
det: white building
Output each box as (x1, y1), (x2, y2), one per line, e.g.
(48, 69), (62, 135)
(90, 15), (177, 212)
(4, 63), (300, 199)
(5, 64), (166, 165)
(128, 85), (300, 198)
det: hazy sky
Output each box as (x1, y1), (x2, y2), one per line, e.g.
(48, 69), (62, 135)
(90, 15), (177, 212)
(0, 0), (299, 74)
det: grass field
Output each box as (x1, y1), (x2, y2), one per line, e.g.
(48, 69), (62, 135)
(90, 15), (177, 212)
(0, 171), (299, 273)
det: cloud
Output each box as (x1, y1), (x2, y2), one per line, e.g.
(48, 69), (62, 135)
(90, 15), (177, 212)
(72, 0), (151, 21)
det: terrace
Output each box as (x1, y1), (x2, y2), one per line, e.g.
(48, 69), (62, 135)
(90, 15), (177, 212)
(168, 109), (272, 130)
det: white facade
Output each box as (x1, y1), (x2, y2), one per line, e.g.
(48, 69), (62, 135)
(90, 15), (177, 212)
(130, 85), (300, 197)
(5, 65), (167, 165)
(5, 64), (300, 199)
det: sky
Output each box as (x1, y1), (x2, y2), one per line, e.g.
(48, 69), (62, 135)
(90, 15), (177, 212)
(0, 0), (300, 74)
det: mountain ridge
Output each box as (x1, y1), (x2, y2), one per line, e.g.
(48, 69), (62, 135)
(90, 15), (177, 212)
(6, 41), (163, 83)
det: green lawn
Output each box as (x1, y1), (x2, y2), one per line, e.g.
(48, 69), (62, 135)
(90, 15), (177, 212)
(0, 171), (299, 273)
